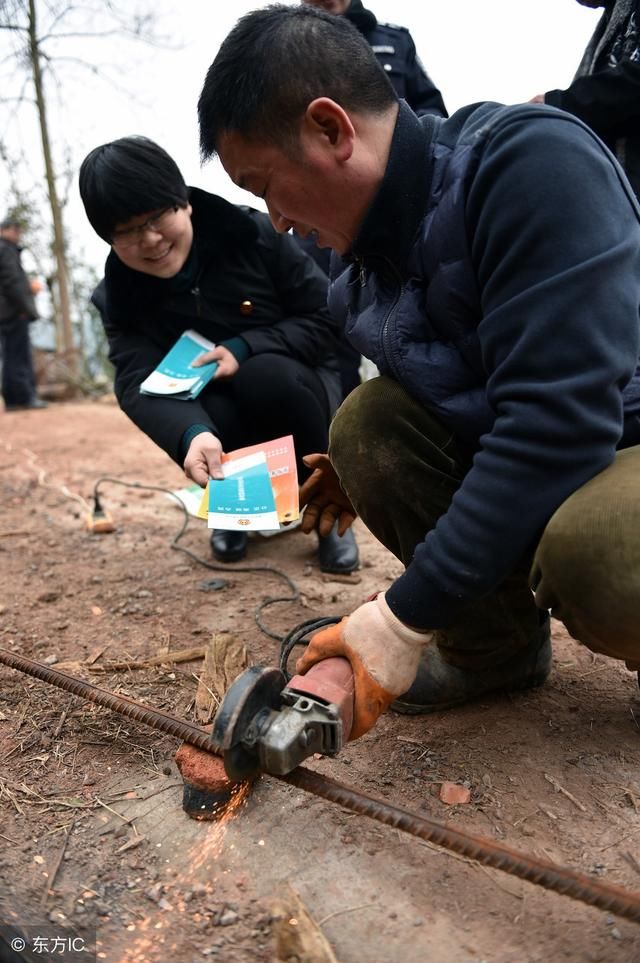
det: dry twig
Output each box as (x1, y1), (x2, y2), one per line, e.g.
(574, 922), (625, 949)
(544, 773), (587, 812)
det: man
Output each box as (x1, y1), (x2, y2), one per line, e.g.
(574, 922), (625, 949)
(198, 5), (640, 741)
(79, 135), (358, 572)
(0, 217), (47, 412)
(531, 0), (640, 198)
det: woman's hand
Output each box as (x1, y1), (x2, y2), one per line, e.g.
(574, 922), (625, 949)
(192, 344), (239, 380)
(183, 431), (224, 486)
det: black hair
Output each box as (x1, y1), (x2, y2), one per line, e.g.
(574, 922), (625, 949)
(0, 216), (22, 230)
(198, 3), (397, 160)
(78, 136), (189, 242)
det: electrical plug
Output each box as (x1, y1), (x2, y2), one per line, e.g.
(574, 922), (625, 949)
(86, 493), (116, 534)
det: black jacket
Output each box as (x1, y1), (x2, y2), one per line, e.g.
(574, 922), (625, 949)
(328, 102), (640, 629)
(346, 0), (447, 117)
(93, 189), (341, 462)
(0, 238), (37, 325)
(544, 0), (640, 197)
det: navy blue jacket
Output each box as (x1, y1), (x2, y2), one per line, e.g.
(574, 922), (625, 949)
(345, 0), (447, 118)
(329, 101), (640, 630)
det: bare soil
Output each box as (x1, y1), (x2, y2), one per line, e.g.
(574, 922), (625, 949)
(1, 400), (640, 963)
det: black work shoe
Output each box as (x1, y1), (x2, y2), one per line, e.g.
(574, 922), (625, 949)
(317, 523), (359, 574)
(5, 398), (48, 411)
(391, 615), (552, 714)
(210, 530), (248, 563)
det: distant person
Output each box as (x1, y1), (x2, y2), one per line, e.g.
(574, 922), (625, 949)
(198, 4), (640, 741)
(531, 0), (640, 198)
(0, 217), (47, 412)
(79, 136), (358, 572)
(298, 0), (448, 398)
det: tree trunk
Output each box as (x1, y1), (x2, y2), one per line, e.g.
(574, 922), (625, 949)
(28, 0), (78, 382)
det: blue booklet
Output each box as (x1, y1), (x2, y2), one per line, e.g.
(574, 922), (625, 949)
(207, 452), (280, 531)
(139, 329), (218, 400)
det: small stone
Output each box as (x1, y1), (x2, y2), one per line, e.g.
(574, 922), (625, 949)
(219, 909), (239, 926)
(611, 928), (622, 940)
(439, 782), (471, 805)
(44, 653), (59, 665)
(145, 882), (163, 903)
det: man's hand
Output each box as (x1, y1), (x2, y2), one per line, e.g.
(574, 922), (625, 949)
(529, 94), (545, 104)
(183, 431), (224, 486)
(192, 344), (239, 380)
(299, 453), (356, 536)
(296, 592), (432, 739)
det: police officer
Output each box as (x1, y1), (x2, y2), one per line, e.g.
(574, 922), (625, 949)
(301, 0), (447, 117)
(0, 217), (46, 412)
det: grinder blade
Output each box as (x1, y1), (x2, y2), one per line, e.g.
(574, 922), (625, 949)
(212, 665), (286, 780)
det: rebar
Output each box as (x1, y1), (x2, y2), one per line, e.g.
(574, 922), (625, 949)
(0, 648), (215, 752)
(3, 646), (640, 924)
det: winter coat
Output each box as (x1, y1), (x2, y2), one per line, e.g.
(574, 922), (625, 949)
(329, 101), (640, 629)
(0, 238), (37, 326)
(93, 188), (341, 463)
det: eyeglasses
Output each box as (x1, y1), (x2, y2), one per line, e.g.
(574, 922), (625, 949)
(111, 206), (179, 249)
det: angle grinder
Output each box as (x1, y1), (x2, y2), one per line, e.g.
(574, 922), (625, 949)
(212, 650), (354, 780)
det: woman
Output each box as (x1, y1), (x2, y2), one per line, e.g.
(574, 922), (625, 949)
(79, 136), (358, 572)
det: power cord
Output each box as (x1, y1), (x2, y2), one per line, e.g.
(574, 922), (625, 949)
(278, 616), (343, 681)
(91, 476), (301, 641)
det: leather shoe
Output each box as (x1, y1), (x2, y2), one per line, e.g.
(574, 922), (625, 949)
(5, 398), (48, 411)
(317, 523), (359, 574)
(210, 530), (248, 563)
(391, 613), (552, 714)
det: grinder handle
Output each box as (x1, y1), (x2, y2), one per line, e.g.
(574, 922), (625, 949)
(286, 656), (354, 742)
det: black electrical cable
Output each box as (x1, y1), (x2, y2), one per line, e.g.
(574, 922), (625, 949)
(278, 615), (343, 680)
(91, 477), (301, 641)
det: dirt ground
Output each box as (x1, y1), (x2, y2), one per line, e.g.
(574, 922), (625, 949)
(1, 400), (640, 963)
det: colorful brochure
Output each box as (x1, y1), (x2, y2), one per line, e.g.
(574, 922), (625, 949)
(197, 434), (300, 531)
(139, 329), (218, 400)
(207, 451), (279, 531)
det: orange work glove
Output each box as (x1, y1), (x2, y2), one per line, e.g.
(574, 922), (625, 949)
(296, 592), (432, 740)
(299, 453), (356, 537)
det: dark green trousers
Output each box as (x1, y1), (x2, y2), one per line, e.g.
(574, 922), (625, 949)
(329, 376), (640, 668)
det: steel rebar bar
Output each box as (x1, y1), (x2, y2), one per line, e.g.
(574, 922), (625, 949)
(2, 646), (640, 923)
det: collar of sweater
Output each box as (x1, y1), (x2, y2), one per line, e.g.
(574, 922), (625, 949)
(351, 101), (437, 274)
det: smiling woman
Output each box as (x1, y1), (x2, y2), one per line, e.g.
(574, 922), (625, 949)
(77, 133), (359, 573)
(110, 206), (194, 279)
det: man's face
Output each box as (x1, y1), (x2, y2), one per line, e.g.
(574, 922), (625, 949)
(110, 204), (193, 278)
(218, 132), (362, 256)
(301, 0), (352, 14)
(1, 225), (21, 245)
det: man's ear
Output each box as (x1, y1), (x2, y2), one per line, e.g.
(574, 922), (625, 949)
(302, 98), (355, 162)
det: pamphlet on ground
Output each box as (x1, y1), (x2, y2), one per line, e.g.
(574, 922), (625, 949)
(168, 482), (204, 518)
(139, 329), (218, 400)
(196, 434), (300, 532)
